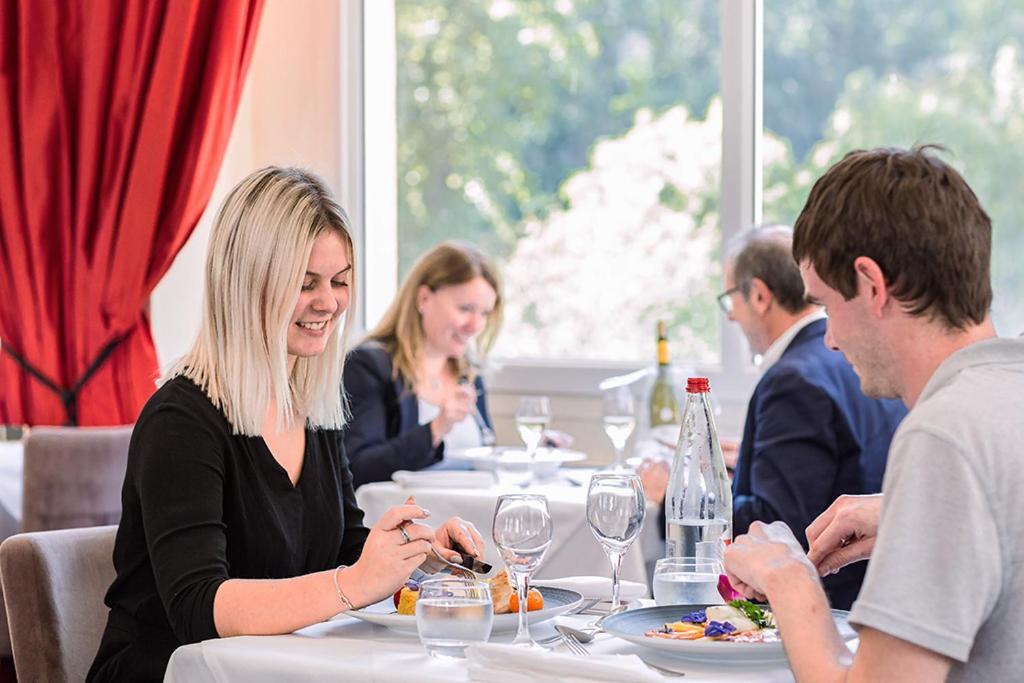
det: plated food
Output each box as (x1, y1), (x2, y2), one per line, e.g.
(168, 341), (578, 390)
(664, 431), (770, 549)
(393, 569), (544, 616)
(345, 583), (581, 634)
(646, 601), (779, 643)
(602, 603), (855, 664)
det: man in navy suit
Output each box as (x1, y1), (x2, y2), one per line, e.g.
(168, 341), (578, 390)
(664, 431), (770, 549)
(722, 225), (906, 609)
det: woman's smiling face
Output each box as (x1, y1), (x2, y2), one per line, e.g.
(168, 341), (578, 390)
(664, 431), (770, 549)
(287, 231), (351, 361)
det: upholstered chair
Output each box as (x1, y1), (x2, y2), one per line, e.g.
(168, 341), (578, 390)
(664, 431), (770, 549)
(0, 525), (117, 682)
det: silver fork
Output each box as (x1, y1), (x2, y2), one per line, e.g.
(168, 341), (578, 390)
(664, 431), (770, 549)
(559, 629), (589, 657)
(556, 626), (686, 678)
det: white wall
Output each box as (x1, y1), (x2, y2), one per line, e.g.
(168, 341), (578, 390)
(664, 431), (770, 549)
(151, 0), (343, 372)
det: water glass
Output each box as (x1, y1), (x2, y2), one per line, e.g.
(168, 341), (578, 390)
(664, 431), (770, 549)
(601, 385), (636, 471)
(492, 494), (552, 647)
(586, 473), (645, 612)
(415, 577), (494, 658)
(653, 557), (724, 606)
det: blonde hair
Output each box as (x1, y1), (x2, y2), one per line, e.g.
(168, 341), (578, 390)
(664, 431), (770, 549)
(169, 167), (356, 435)
(366, 241), (503, 392)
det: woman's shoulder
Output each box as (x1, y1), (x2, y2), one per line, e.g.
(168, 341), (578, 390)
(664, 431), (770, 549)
(346, 342), (396, 377)
(136, 375), (231, 437)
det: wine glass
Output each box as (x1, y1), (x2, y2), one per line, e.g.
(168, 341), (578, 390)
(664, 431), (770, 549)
(491, 494), (553, 648)
(515, 396), (550, 485)
(586, 473), (646, 612)
(602, 385), (636, 471)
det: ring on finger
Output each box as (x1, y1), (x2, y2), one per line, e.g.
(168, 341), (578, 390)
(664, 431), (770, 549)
(399, 525), (412, 544)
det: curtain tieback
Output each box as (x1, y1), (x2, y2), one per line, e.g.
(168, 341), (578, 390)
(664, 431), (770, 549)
(1, 329), (133, 426)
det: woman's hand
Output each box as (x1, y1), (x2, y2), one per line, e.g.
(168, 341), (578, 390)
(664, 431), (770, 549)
(724, 521), (818, 602)
(431, 383), (476, 445)
(805, 494), (882, 576)
(340, 503), (435, 607)
(434, 516), (486, 560)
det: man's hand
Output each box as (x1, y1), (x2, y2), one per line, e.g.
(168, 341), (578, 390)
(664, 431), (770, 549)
(806, 494), (882, 576)
(724, 521), (818, 601)
(637, 458), (669, 505)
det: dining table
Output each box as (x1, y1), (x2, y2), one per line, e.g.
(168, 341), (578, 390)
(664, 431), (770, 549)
(355, 467), (663, 584)
(0, 440), (23, 542)
(163, 601), (817, 682)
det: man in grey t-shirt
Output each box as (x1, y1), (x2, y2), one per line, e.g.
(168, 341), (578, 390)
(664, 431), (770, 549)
(722, 145), (1023, 682)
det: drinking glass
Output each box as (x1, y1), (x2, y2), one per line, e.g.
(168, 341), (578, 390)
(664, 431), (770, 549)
(415, 577), (494, 658)
(586, 473), (645, 612)
(601, 385), (636, 471)
(514, 396), (551, 486)
(653, 557), (724, 606)
(491, 494), (553, 648)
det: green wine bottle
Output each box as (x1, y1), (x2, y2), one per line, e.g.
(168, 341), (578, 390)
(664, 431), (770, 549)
(648, 321), (681, 446)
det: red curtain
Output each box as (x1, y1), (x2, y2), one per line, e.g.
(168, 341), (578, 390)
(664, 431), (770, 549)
(0, 0), (263, 425)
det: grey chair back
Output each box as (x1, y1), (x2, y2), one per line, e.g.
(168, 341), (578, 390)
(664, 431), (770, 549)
(0, 525), (117, 682)
(22, 425), (132, 532)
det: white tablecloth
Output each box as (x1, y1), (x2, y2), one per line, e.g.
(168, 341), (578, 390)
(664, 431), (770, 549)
(164, 609), (801, 682)
(0, 441), (23, 541)
(355, 471), (663, 585)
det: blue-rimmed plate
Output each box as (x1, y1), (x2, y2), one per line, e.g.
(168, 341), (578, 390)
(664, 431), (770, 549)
(601, 603), (855, 664)
(343, 585), (583, 635)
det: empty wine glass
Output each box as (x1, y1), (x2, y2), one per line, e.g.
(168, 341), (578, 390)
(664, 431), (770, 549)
(586, 473), (646, 612)
(491, 494), (553, 648)
(602, 385), (636, 471)
(514, 396), (550, 486)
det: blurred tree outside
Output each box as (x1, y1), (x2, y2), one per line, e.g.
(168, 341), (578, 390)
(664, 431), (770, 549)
(396, 0), (1024, 362)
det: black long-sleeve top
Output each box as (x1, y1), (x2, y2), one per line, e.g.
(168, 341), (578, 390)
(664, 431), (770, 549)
(87, 376), (370, 682)
(343, 343), (491, 488)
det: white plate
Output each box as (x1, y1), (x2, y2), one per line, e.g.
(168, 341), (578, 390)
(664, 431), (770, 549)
(343, 585), (584, 635)
(601, 603), (856, 664)
(449, 446), (587, 468)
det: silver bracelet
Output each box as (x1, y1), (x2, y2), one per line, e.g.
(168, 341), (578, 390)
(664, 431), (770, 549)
(333, 565), (354, 610)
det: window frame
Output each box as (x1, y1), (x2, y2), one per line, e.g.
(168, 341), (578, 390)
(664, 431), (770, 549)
(347, 0), (764, 403)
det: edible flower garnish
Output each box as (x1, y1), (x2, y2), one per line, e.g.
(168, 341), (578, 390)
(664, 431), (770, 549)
(704, 620), (737, 638)
(728, 599), (771, 629)
(718, 574), (743, 602)
(679, 609), (706, 624)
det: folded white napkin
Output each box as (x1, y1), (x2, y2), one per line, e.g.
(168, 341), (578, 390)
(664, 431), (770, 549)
(390, 470), (496, 489)
(536, 575), (648, 600)
(466, 642), (663, 683)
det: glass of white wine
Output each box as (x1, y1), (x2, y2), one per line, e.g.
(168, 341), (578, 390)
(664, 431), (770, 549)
(515, 396), (550, 485)
(602, 385), (635, 471)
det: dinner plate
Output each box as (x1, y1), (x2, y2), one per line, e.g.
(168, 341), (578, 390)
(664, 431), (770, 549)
(601, 603), (856, 664)
(448, 446), (587, 470)
(343, 585), (584, 635)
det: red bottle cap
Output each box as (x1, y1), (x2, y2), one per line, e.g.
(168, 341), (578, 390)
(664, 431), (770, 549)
(686, 377), (710, 393)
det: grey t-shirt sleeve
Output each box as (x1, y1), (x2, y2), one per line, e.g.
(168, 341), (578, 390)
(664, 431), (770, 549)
(849, 427), (1002, 662)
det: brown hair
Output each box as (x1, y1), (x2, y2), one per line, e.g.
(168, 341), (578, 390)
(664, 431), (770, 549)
(728, 225), (810, 315)
(792, 145), (992, 330)
(365, 241), (503, 391)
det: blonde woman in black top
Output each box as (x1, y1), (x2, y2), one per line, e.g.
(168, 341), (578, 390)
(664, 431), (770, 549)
(88, 168), (483, 682)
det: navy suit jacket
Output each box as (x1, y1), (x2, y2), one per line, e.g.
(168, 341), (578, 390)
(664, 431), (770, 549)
(342, 344), (492, 489)
(732, 318), (906, 609)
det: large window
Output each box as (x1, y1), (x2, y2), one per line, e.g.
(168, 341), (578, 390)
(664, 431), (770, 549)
(366, 0), (1024, 386)
(395, 0), (724, 363)
(762, 0), (1024, 336)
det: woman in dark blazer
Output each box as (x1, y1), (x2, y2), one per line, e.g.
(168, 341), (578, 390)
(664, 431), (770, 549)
(344, 242), (503, 488)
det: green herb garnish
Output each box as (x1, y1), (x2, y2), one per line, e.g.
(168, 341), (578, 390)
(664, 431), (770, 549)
(728, 599), (771, 628)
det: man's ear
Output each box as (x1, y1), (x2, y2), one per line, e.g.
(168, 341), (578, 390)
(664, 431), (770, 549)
(748, 277), (773, 316)
(853, 256), (889, 318)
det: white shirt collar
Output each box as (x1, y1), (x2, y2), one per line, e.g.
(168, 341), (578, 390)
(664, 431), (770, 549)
(757, 309), (828, 370)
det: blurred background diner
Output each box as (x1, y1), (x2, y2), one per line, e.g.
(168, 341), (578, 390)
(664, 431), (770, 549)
(3, 1), (1024, 681)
